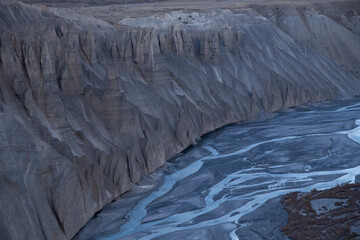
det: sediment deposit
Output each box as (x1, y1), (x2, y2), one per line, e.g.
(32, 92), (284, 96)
(0, 0), (359, 239)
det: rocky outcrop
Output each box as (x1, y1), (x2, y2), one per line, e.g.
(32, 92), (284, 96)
(0, 1), (359, 239)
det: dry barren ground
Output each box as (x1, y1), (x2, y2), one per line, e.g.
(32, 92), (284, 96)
(29, 0), (359, 22)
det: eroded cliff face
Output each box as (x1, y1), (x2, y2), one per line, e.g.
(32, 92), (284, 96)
(0, 1), (359, 239)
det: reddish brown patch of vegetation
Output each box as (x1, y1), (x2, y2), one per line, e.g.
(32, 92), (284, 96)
(282, 183), (360, 240)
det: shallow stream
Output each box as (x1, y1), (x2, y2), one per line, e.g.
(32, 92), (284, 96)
(77, 99), (360, 240)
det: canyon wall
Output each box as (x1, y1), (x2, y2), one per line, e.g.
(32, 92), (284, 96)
(0, 1), (359, 239)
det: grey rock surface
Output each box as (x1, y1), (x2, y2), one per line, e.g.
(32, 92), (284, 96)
(21, 0), (167, 6)
(0, 0), (359, 239)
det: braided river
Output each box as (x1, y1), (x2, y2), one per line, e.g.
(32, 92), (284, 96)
(77, 99), (360, 240)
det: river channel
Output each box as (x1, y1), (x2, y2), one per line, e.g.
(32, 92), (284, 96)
(76, 99), (360, 240)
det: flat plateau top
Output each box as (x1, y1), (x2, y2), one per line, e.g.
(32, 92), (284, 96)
(29, 0), (358, 23)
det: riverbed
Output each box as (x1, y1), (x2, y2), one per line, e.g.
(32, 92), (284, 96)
(76, 99), (360, 240)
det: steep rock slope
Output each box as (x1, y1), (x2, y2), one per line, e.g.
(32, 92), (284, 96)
(253, 1), (360, 78)
(0, 1), (359, 239)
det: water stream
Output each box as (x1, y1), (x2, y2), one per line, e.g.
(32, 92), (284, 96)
(81, 99), (360, 240)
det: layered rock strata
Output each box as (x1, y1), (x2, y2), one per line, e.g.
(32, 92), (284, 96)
(0, 0), (359, 239)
